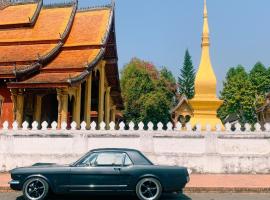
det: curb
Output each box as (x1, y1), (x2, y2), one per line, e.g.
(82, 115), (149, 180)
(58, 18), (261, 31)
(0, 186), (12, 192)
(184, 187), (270, 193)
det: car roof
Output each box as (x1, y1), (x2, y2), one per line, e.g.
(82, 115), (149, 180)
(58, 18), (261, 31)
(90, 148), (140, 153)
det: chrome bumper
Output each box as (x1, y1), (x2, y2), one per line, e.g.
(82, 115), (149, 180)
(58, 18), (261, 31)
(9, 180), (20, 185)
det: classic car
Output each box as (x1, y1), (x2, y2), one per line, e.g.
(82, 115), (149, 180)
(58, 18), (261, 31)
(9, 148), (190, 200)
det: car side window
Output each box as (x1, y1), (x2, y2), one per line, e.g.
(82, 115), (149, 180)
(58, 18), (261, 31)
(124, 154), (133, 166)
(95, 152), (125, 166)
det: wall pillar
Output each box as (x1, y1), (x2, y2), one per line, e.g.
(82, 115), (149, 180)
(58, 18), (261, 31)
(33, 95), (43, 126)
(16, 89), (24, 127)
(98, 61), (106, 126)
(105, 87), (111, 128)
(73, 85), (81, 128)
(84, 74), (92, 129)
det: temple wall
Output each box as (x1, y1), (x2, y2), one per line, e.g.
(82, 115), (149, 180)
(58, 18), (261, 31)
(0, 129), (270, 173)
(0, 88), (13, 128)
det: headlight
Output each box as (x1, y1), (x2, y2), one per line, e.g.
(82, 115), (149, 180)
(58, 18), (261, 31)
(187, 168), (192, 175)
(186, 176), (190, 183)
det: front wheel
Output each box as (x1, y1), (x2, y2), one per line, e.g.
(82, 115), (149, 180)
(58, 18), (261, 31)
(136, 177), (162, 200)
(23, 177), (49, 200)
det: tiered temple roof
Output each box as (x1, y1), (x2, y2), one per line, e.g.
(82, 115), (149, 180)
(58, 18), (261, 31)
(0, 0), (122, 109)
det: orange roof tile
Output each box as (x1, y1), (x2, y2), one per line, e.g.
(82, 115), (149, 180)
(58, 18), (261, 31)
(64, 9), (111, 47)
(0, 2), (39, 26)
(43, 48), (100, 70)
(0, 6), (73, 43)
(0, 44), (55, 63)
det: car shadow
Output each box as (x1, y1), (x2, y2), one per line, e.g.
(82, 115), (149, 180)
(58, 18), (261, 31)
(16, 193), (192, 200)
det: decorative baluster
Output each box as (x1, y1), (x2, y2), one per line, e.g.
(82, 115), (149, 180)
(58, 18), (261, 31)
(99, 121), (106, 131)
(147, 122), (154, 131)
(254, 123), (261, 132)
(2, 121), (9, 131)
(81, 121), (87, 130)
(119, 121), (125, 131)
(12, 121), (18, 131)
(225, 123), (231, 132)
(138, 122), (144, 131)
(109, 121), (115, 131)
(71, 121), (77, 131)
(41, 121), (48, 131)
(22, 121), (29, 131)
(175, 122), (182, 131)
(90, 121), (97, 131)
(166, 122), (173, 131)
(128, 121), (135, 131)
(51, 121), (57, 130)
(32, 121), (38, 131)
(157, 122), (163, 131)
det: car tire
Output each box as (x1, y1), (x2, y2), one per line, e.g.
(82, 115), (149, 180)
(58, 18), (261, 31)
(23, 177), (49, 200)
(136, 177), (162, 200)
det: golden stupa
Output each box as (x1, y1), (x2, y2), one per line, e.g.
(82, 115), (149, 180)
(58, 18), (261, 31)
(189, 0), (224, 129)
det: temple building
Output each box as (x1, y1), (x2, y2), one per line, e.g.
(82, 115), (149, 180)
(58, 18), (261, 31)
(0, 0), (123, 128)
(257, 93), (270, 125)
(172, 0), (223, 130)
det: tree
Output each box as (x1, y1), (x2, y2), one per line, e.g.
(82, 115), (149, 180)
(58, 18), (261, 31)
(218, 65), (257, 124)
(178, 49), (195, 99)
(121, 58), (175, 125)
(249, 62), (270, 107)
(159, 67), (177, 106)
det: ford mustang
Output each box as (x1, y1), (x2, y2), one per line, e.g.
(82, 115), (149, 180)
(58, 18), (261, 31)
(9, 148), (190, 200)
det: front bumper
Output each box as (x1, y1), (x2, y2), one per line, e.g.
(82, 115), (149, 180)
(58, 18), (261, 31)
(9, 180), (21, 191)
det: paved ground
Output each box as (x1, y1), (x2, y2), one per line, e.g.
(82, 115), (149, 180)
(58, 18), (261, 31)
(1, 192), (270, 200)
(2, 173), (270, 192)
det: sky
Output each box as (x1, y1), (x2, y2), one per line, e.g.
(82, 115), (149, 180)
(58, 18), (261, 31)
(44, 0), (270, 93)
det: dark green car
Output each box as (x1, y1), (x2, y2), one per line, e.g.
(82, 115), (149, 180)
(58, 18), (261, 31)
(9, 148), (190, 200)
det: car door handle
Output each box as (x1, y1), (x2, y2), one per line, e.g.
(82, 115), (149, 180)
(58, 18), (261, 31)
(114, 167), (121, 171)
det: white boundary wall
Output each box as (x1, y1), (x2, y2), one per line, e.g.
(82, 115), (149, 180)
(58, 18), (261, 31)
(1, 126), (270, 173)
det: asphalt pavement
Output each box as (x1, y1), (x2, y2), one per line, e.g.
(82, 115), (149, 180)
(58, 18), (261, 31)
(1, 192), (270, 200)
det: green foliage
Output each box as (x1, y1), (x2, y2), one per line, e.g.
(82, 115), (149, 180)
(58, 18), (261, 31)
(121, 58), (176, 125)
(178, 49), (195, 99)
(218, 63), (270, 124)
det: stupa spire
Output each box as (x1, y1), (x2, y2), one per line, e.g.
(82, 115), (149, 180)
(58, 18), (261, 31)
(193, 0), (217, 99)
(188, 0), (224, 130)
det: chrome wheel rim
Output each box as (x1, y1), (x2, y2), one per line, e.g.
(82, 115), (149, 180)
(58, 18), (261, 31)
(139, 179), (160, 200)
(25, 179), (45, 200)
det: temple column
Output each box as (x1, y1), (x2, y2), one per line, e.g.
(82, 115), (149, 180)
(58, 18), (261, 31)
(16, 89), (24, 127)
(73, 85), (81, 128)
(34, 95), (43, 126)
(110, 105), (116, 123)
(84, 74), (92, 129)
(57, 89), (68, 128)
(105, 87), (111, 128)
(98, 61), (106, 126)
(10, 89), (18, 122)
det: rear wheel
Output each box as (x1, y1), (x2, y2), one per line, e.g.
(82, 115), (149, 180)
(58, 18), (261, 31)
(23, 177), (49, 200)
(136, 177), (162, 200)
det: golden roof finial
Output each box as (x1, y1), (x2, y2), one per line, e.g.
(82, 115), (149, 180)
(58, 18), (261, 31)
(202, 0), (209, 47)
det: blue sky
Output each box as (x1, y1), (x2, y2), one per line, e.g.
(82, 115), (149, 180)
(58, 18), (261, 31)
(44, 0), (270, 93)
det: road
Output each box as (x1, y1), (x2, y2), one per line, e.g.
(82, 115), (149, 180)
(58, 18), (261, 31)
(1, 192), (270, 200)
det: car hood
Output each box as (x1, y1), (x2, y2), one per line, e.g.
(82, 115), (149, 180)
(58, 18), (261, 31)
(10, 163), (70, 174)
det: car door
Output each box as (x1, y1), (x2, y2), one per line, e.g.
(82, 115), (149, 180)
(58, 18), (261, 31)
(69, 151), (132, 192)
